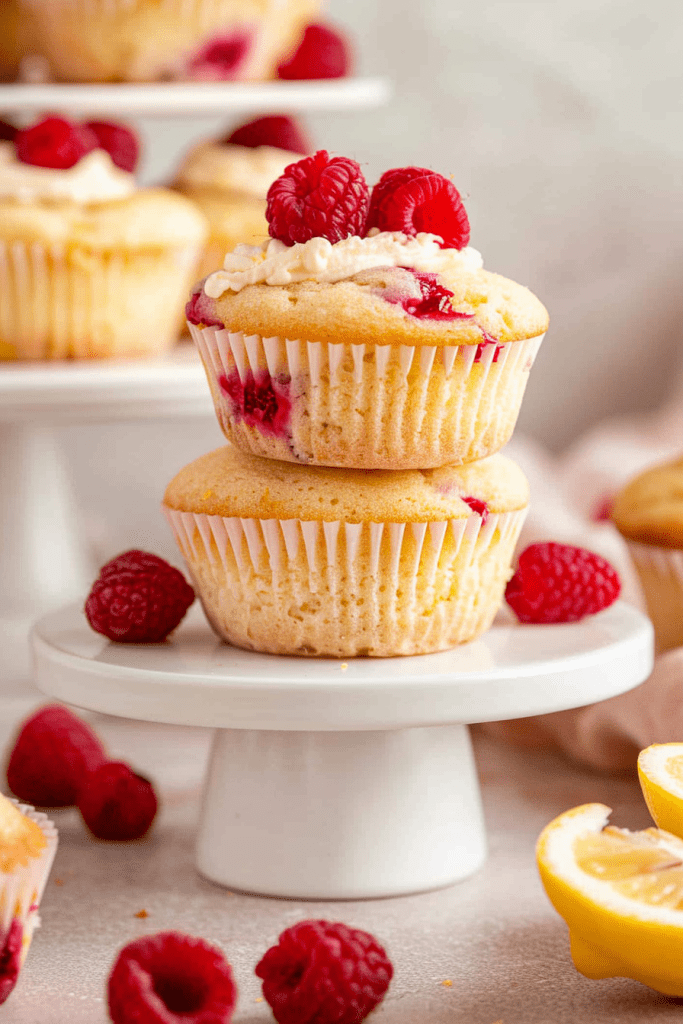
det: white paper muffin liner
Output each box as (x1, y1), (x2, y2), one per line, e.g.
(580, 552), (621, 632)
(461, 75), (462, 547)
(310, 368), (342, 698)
(0, 241), (198, 360)
(1, 803), (58, 975)
(190, 324), (545, 469)
(165, 506), (528, 657)
(628, 540), (683, 584)
(626, 540), (683, 652)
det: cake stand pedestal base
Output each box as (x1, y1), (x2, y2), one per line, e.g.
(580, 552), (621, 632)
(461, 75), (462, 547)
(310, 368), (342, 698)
(31, 601), (653, 899)
(198, 724), (485, 898)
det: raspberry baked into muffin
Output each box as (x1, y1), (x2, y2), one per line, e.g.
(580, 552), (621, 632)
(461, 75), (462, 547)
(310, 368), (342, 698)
(0, 792), (58, 1005)
(23, 0), (319, 82)
(0, 117), (207, 360)
(174, 115), (311, 290)
(187, 151), (549, 470)
(164, 444), (529, 657)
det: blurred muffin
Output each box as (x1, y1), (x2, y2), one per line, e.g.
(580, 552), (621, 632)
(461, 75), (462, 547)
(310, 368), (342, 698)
(0, 116), (207, 360)
(0, 793), (58, 1006)
(164, 444), (529, 657)
(0, 1), (27, 81)
(612, 455), (683, 653)
(188, 153), (549, 470)
(174, 114), (311, 285)
(22, 0), (319, 83)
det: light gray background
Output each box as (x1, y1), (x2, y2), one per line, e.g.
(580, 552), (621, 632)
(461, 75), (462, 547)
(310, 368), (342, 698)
(58, 0), (683, 559)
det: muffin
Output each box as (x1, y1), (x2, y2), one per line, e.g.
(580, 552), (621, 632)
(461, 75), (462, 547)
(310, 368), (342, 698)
(0, 1), (27, 82)
(174, 115), (311, 288)
(163, 444), (529, 657)
(0, 117), (207, 360)
(23, 0), (319, 83)
(612, 455), (683, 653)
(0, 793), (58, 1005)
(187, 153), (549, 470)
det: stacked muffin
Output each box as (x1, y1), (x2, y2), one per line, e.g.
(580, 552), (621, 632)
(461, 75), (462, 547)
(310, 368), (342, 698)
(164, 152), (549, 657)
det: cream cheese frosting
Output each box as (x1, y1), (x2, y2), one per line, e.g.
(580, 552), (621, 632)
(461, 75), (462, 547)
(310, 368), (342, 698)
(175, 142), (299, 199)
(0, 142), (136, 204)
(204, 230), (484, 297)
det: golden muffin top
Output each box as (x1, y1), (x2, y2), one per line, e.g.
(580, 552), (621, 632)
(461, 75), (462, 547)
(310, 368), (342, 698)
(612, 456), (683, 548)
(0, 188), (208, 250)
(0, 792), (47, 873)
(164, 445), (530, 523)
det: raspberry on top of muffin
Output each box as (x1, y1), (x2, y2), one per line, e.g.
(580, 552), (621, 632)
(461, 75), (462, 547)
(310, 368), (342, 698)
(189, 150), (548, 349)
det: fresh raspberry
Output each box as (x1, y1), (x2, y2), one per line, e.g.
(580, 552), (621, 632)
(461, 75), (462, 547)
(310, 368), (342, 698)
(85, 550), (195, 643)
(6, 704), (107, 807)
(219, 371), (292, 438)
(186, 284), (224, 329)
(367, 167), (470, 249)
(277, 23), (351, 80)
(15, 116), (98, 170)
(108, 931), (237, 1024)
(255, 920), (393, 1024)
(266, 150), (369, 246)
(462, 496), (489, 523)
(224, 115), (310, 155)
(188, 31), (252, 81)
(85, 120), (140, 173)
(79, 761), (157, 841)
(0, 120), (17, 142)
(0, 920), (23, 1006)
(505, 542), (621, 624)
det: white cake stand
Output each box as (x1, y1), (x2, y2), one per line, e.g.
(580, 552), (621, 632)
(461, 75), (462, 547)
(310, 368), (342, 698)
(31, 601), (653, 900)
(0, 347), (213, 699)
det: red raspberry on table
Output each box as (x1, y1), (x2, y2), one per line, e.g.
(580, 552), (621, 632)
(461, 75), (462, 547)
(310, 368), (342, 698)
(505, 542), (621, 624)
(108, 931), (237, 1024)
(15, 116), (98, 170)
(256, 919), (393, 1024)
(84, 120), (140, 173)
(267, 150), (369, 246)
(79, 761), (157, 841)
(367, 166), (470, 249)
(277, 23), (352, 80)
(224, 114), (310, 155)
(85, 549), (194, 643)
(6, 704), (107, 807)
(0, 920), (23, 1006)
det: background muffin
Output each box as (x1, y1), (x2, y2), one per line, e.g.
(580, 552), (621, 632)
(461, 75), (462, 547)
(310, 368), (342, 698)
(174, 114), (311, 286)
(612, 455), (683, 653)
(22, 0), (319, 82)
(164, 444), (529, 657)
(188, 153), (549, 470)
(0, 117), (207, 360)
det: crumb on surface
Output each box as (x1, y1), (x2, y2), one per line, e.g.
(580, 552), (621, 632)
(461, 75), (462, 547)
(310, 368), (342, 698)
(441, 979), (453, 987)
(54, 878), (63, 886)
(134, 909), (149, 919)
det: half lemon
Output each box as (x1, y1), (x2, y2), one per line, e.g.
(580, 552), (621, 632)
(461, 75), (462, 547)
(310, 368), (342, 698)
(638, 743), (683, 840)
(537, 802), (683, 996)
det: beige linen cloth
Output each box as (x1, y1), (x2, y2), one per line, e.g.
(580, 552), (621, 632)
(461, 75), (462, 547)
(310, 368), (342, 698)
(481, 378), (683, 773)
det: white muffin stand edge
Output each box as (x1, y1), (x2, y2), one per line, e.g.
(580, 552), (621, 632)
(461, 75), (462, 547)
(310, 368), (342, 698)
(31, 601), (653, 900)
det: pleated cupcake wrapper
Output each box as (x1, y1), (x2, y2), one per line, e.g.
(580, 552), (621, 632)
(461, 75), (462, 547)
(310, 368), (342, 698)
(1, 803), (58, 966)
(627, 541), (683, 585)
(0, 240), (198, 360)
(190, 323), (545, 467)
(165, 506), (528, 655)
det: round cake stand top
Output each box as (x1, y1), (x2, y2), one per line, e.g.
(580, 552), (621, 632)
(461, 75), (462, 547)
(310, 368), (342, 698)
(0, 344), (213, 422)
(32, 602), (654, 732)
(0, 78), (391, 118)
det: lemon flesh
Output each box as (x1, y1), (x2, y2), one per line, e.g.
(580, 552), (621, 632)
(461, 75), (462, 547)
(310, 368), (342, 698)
(537, 803), (683, 996)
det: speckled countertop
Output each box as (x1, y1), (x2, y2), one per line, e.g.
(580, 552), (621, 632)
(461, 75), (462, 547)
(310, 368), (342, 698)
(2, 708), (681, 1024)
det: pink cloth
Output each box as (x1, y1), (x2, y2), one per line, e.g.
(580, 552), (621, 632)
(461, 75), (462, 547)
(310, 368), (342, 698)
(483, 376), (683, 774)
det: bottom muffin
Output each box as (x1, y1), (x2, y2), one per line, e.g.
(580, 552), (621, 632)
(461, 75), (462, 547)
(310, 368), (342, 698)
(163, 445), (529, 657)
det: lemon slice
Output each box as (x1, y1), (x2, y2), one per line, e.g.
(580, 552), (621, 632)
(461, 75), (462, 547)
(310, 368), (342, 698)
(638, 743), (683, 839)
(537, 803), (683, 996)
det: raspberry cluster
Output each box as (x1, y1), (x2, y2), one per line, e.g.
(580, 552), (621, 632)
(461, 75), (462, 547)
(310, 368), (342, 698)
(107, 921), (392, 1024)
(15, 116), (140, 172)
(265, 152), (471, 252)
(6, 704), (157, 841)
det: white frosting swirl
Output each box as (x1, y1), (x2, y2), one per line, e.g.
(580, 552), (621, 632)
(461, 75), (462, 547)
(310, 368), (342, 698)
(204, 231), (484, 298)
(0, 142), (136, 204)
(175, 142), (299, 199)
